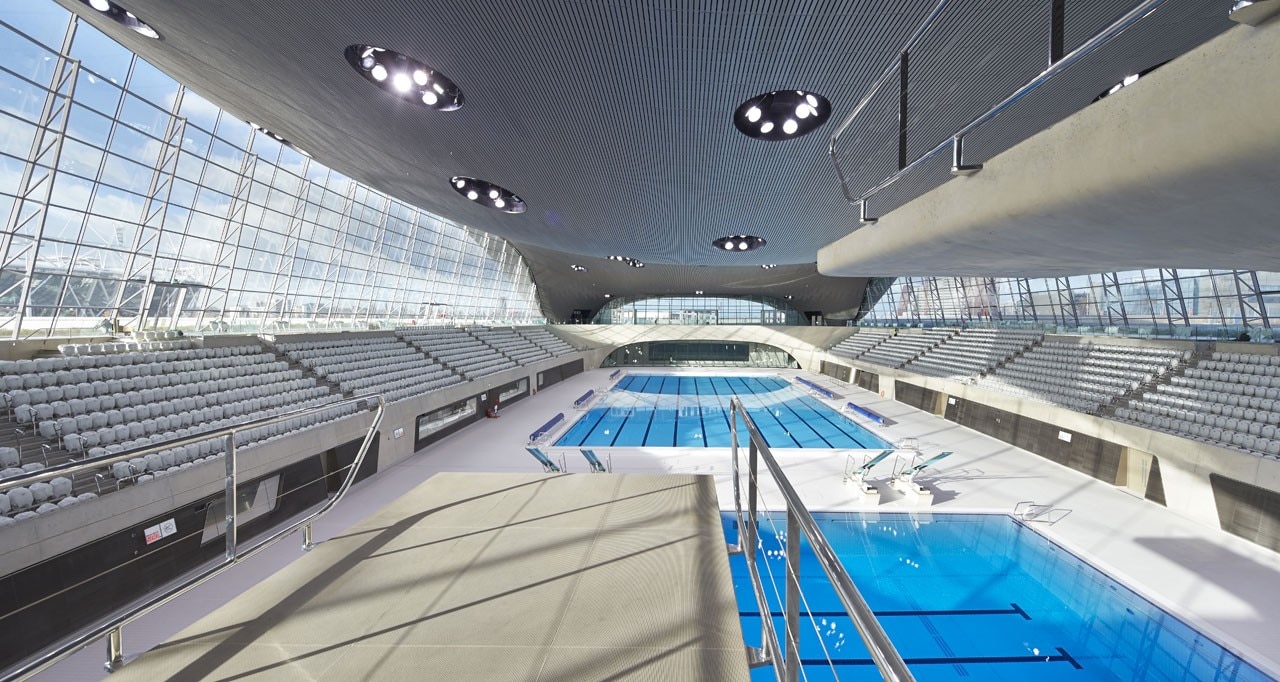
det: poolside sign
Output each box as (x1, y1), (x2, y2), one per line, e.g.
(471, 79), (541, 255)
(144, 518), (177, 545)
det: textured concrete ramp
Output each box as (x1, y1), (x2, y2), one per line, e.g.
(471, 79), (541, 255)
(110, 473), (749, 681)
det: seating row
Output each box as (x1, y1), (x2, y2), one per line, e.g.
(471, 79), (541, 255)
(1113, 408), (1280, 457)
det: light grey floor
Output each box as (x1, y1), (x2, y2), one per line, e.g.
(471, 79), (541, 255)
(33, 366), (1280, 680)
(97, 472), (749, 682)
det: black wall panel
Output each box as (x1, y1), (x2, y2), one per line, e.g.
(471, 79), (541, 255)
(895, 381), (940, 413)
(820, 361), (852, 383)
(944, 397), (1122, 483)
(537, 359), (584, 390)
(1210, 474), (1280, 553)
(854, 370), (880, 393)
(0, 454), (330, 670)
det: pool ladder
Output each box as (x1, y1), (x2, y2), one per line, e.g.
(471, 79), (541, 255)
(1014, 501), (1073, 525)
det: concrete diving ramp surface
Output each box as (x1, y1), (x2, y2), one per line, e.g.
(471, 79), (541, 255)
(108, 472), (751, 681)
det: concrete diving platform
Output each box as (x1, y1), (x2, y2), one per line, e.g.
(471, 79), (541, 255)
(108, 473), (751, 681)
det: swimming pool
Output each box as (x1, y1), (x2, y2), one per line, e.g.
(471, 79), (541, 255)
(554, 375), (891, 449)
(725, 512), (1272, 682)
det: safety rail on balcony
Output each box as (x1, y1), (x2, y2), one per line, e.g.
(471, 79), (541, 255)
(728, 397), (914, 681)
(0, 394), (385, 681)
(828, 0), (1171, 223)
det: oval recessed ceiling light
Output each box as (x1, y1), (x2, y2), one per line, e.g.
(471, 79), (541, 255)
(76, 0), (161, 39)
(248, 122), (311, 157)
(712, 235), (766, 253)
(449, 176), (526, 213)
(344, 45), (463, 111)
(733, 90), (831, 141)
(606, 256), (645, 268)
(1094, 61), (1169, 103)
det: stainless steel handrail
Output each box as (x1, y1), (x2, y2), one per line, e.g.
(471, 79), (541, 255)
(829, 0), (1170, 209)
(729, 398), (914, 681)
(2, 394), (384, 681)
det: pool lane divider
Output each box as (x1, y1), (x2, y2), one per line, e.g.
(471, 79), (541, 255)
(744, 603), (1031, 620)
(794, 376), (841, 399)
(801, 647), (1082, 669)
(845, 401), (886, 425)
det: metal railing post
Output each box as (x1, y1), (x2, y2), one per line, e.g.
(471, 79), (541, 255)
(829, 0), (1170, 209)
(104, 628), (123, 673)
(4, 396), (384, 681)
(224, 433), (237, 561)
(785, 509), (802, 682)
(728, 398), (915, 682)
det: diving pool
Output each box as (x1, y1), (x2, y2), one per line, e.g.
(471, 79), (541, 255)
(725, 512), (1272, 682)
(554, 375), (891, 449)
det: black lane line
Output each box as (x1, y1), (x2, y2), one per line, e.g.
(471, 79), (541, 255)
(743, 604), (1030, 619)
(802, 649), (1081, 668)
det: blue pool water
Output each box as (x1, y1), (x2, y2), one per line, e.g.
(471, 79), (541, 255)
(554, 375), (891, 449)
(725, 512), (1272, 682)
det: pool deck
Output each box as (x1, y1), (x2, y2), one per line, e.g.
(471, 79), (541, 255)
(35, 367), (1280, 680)
(97, 472), (750, 682)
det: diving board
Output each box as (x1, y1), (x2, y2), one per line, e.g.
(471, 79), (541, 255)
(843, 449), (894, 500)
(525, 446), (562, 473)
(580, 449), (608, 473)
(891, 451), (954, 503)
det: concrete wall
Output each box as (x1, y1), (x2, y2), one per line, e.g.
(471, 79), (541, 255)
(822, 353), (1280, 537)
(549, 324), (857, 372)
(0, 349), (591, 577)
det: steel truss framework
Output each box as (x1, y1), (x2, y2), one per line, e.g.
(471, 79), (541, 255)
(0, 9), (542, 340)
(864, 271), (1280, 335)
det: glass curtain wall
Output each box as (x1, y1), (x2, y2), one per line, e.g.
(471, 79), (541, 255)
(0, 4), (543, 340)
(862, 272), (1279, 339)
(592, 295), (803, 325)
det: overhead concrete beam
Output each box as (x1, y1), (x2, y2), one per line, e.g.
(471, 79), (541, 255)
(819, 19), (1280, 277)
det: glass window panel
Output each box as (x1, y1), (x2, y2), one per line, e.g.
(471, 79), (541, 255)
(117, 94), (171, 140)
(0, 67), (53, 123)
(74, 68), (126, 117)
(177, 89), (221, 135)
(2, 4), (71, 51)
(66, 103), (113, 145)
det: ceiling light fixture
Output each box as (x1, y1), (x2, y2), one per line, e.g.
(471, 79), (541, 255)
(761, 264), (777, 270)
(449, 176), (526, 213)
(570, 264), (587, 272)
(604, 294), (613, 299)
(345, 45), (463, 111)
(712, 235), (767, 253)
(75, 0), (161, 39)
(1094, 61), (1169, 102)
(248, 122), (311, 157)
(733, 90), (831, 141)
(606, 256), (646, 268)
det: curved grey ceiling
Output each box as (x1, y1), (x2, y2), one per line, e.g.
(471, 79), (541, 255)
(54, 0), (1232, 280)
(513, 242), (867, 323)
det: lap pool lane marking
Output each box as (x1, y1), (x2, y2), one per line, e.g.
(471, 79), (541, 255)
(744, 602), (1082, 671)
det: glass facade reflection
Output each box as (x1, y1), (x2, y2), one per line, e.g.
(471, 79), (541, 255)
(592, 295), (802, 326)
(0, 4), (543, 339)
(862, 271), (1279, 339)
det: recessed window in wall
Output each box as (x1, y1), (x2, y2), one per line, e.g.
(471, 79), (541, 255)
(593, 295), (803, 326)
(345, 45), (463, 111)
(733, 90), (831, 141)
